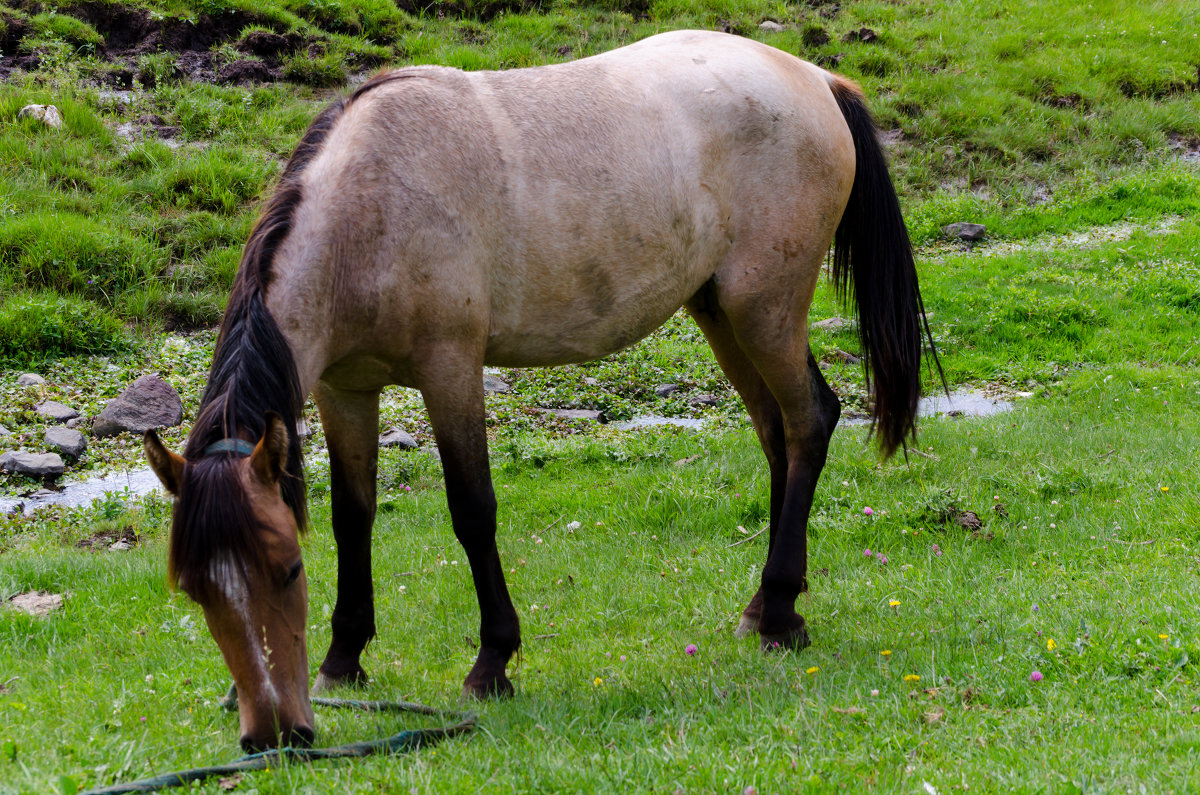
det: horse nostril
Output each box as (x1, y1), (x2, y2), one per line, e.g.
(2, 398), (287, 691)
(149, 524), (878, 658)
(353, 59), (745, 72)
(240, 734), (270, 754)
(289, 725), (315, 748)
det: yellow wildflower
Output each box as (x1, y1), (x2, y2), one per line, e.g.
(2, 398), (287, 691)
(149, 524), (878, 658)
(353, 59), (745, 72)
(880, 650), (892, 657)
(903, 674), (920, 683)
(1047, 638), (1057, 651)
(1161, 486), (1169, 492)
(806, 666), (819, 675)
(593, 677), (603, 687)
(1159, 634), (1169, 640)
(888, 600), (901, 608)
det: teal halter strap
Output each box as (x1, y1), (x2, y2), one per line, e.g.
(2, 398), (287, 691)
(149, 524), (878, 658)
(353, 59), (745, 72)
(203, 438), (257, 457)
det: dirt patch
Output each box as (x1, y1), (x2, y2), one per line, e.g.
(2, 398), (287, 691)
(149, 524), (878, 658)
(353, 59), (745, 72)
(76, 525), (139, 552)
(0, 2), (297, 86)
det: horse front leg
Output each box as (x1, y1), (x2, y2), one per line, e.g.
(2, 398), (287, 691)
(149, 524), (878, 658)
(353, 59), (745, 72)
(312, 382), (381, 692)
(419, 358), (520, 698)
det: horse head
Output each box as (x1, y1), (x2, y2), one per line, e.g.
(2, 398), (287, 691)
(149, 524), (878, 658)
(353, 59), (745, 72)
(145, 414), (315, 752)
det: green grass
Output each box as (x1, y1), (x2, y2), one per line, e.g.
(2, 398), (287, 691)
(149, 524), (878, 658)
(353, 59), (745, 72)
(3, 364), (1200, 792)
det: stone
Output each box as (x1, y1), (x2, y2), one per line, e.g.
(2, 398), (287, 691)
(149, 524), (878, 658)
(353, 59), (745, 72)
(812, 317), (851, 331)
(9, 591), (63, 616)
(16, 373), (45, 387)
(92, 375), (183, 437)
(758, 20), (784, 32)
(482, 374), (510, 394)
(537, 408), (606, 423)
(36, 401), (79, 422)
(296, 419), (315, 440)
(109, 540), (133, 552)
(688, 393), (721, 407)
(3, 501), (24, 516)
(0, 425), (10, 437)
(655, 383), (678, 398)
(18, 104), (63, 129)
(942, 222), (987, 243)
(44, 427), (87, 460)
(827, 349), (862, 365)
(379, 428), (418, 449)
(0, 451), (65, 478)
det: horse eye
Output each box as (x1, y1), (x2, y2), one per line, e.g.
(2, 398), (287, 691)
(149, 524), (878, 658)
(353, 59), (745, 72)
(284, 562), (304, 586)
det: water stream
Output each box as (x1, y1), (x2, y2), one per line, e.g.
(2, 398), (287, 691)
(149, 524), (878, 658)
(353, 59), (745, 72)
(1, 391), (1016, 516)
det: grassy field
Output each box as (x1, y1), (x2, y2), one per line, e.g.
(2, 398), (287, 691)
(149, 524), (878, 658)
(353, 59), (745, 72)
(1, 0), (1200, 792)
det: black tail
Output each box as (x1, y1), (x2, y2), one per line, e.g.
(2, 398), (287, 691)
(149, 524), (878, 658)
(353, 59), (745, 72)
(829, 78), (943, 458)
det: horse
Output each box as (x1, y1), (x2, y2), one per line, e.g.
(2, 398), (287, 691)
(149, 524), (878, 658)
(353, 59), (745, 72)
(144, 29), (937, 751)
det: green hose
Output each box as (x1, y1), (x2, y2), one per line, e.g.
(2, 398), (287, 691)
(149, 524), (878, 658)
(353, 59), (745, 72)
(78, 695), (477, 795)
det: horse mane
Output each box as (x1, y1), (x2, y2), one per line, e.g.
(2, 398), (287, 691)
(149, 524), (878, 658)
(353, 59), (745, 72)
(169, 98), (347, 597)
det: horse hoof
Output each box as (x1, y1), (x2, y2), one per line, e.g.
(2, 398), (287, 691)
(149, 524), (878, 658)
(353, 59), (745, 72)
(462, 673), (514, 700)
(312, 669), (367, 695)
(733, 614), (760, 639)
(759, 620), (810, 652)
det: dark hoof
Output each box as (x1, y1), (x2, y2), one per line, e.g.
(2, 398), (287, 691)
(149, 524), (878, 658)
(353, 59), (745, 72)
(462, 647), (515, 699)
(759, 616), (810, 652)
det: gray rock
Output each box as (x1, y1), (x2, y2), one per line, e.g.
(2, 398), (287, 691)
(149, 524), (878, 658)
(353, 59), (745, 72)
(65, 418), (82, 429)
(482, 374), (510, 394)
(0, 451), (65, 478)
(44, 427), (87, 460)
(36, 401), (79, 422)
(109, 540), (133, 552)
(18, 104), (63, 129)
(0, 424), (10, 437)
(689, 393), (722, 407)
(296, 419), (315, 440)
(92, 375), (183, 437)
(537, 408), (606, 423)
(379, 428), (418, 449)
(3, 500), (24, 516)
(812, 317), (851, 331)
(827, 349), (862, 365)
(655, 383), (678, 398)
(758, 20), (785, 32)
(17, 373), (45, 387)
(942, 222), (987, 242)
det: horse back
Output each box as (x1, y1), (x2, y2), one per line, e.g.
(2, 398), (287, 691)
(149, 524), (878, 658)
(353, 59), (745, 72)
(269, 31), (854, 382)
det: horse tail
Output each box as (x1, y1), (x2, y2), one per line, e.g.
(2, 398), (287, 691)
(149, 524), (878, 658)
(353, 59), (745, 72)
(828, 77), (942, 458)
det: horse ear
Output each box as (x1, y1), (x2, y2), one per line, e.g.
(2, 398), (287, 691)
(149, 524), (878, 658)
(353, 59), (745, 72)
(250, 412), (289, 486)
(144, 430), (185, 495)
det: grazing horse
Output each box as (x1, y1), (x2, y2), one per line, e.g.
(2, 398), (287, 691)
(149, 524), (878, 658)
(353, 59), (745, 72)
(144, 29), (935, 751)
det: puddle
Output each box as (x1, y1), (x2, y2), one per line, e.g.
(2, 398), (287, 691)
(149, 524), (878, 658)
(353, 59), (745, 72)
(611, 415), (708, 431)
(842, 389), (1015, 427)
(0, 468), (162, 516)
(919, 389), (1013, 418)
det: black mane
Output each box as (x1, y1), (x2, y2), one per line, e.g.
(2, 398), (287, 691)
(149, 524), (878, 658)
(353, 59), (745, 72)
(168, 99), (348, 596)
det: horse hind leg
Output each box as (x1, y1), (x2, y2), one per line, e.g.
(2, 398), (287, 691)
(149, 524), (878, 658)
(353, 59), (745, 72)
(685, 287), (787, 639)
(689, 263), (841, 650)
(312, 382), (381, 692)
